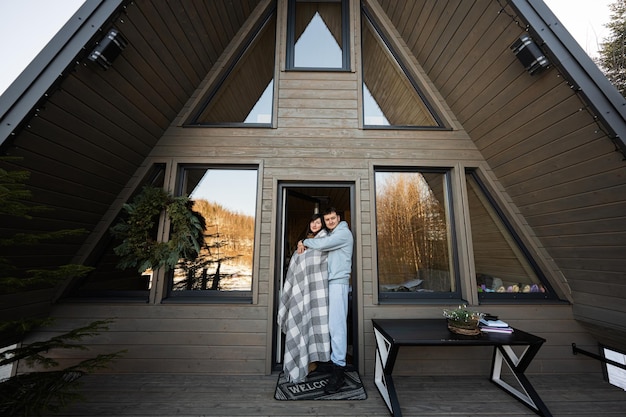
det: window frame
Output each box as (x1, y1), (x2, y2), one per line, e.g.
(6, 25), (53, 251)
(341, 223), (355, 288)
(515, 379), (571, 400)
(465, 169), (558, 302)
(285, 0), (351, 71)
(164, 164), (259, 303)
(186, 5), (277, 127)
(360, 5), (446, 129)
(65, 163), (167, 300)
(374, 166), (462, 303)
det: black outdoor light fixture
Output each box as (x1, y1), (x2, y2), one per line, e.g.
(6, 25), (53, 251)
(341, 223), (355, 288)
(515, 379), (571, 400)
(88, 28), (128, 70)
(511, 34), (549, 75)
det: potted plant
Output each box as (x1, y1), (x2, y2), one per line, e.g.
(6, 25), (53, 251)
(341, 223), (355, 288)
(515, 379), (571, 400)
(443, 304), (483, 335)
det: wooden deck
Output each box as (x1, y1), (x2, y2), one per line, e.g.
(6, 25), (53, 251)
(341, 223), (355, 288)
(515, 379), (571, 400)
(45, 372), (626, 416)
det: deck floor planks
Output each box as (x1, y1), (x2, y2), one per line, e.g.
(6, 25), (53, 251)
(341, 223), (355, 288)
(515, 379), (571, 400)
(43, 373), (626, 416)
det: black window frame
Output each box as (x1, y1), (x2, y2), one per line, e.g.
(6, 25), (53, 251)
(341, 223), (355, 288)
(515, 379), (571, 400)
(360, 4), (446, 129)
(465, 169), (559, 302)
(286, 0), (351, 71)
(186, 5), (277, 127)
(163, 164), (259, 303)
(374, 166), (462, 303)
(64, 163), (167, 301)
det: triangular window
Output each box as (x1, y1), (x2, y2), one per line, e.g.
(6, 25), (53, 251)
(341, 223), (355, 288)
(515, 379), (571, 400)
(286, 0), (350, 70)
(361, 7), (443, 128)
(465, 170), (557, 300)
(65, 164), (167, 299)
(189, 9), (276, 126)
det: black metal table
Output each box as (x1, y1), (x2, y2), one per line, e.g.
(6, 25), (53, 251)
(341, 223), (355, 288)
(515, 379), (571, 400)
(372, 318), (552, 417)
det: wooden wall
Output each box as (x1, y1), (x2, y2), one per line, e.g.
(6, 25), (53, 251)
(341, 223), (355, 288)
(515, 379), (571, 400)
(377, 0), (626, 349)
(15, 0), (619, 377)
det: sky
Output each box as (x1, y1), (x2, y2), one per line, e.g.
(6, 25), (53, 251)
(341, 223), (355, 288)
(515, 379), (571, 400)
(0, 0), (85, 95)
(0, 0), (615, 96)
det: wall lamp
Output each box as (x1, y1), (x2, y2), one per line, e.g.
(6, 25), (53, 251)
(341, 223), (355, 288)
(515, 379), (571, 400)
(88, 28), (128, 70)
(511, 34), (549, 75)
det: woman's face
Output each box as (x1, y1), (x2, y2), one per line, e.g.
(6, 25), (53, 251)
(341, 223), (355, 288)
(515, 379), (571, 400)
(310, 218), (323, 234)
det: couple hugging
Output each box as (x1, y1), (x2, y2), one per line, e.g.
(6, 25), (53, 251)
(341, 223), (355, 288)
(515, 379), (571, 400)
(277, 207), (354, 394)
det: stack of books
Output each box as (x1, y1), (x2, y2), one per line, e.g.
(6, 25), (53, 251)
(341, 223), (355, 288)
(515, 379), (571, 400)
(479, 316), (514, 333)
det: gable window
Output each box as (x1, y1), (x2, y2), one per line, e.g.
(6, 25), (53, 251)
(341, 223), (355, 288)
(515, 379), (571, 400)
(466, 170), (556, 300)
(168, 166), (258, 301)
(361, 5), (444, 128)
(375, 168), (460, 301)
(67, 164), (167, 299)
(286, 0), (350, 70)
(189, 8), (276, 126)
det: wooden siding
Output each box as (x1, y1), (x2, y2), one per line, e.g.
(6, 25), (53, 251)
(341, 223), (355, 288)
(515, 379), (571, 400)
(22, 43), (596, 379)
(377, 0), (626, 347)
(0, 0), (262, 271)
(41, 373), (626, 417)
(24, 304), (270, 374)
(6, 0), (626, 380)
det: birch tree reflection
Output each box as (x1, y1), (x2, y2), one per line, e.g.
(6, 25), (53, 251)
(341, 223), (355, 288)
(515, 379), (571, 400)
(376, 172), (451, 292)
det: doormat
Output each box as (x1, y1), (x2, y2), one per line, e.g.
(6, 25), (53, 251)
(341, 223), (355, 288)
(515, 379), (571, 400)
(274, 369), (367, 400)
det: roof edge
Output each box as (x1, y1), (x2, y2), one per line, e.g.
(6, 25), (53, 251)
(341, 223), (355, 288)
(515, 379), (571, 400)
(0, 0), (127, 148)
(509, 0), (626, 156)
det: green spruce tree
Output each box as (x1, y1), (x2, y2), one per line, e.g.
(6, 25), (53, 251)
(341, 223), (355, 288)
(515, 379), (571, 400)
(0, 158), (124, 416)
(597, 0), (626, 96)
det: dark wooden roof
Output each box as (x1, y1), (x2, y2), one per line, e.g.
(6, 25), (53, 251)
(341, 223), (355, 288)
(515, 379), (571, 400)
(1, 0), (626, 348)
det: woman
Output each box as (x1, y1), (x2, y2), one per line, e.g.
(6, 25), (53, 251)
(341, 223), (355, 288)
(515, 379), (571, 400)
(277, 213), (331, 383)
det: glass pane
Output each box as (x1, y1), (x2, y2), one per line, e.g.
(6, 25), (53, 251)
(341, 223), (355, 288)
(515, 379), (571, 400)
(361, 11), (439, 127)
(293, 1), (343, 68)
(244, 80), (273, 124)
(466, 173), (548, 296)
(171, 168), (257, 293)
(376, 171), (454, 295)
(193, 13), (275, 124)
(71, 164), (166, 297)
(363, 83), (389, 126)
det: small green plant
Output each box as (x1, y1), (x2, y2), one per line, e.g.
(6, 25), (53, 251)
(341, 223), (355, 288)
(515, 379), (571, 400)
(443, 304), (482, 324)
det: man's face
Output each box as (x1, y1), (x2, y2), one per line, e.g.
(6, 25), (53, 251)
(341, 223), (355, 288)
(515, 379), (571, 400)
(323, 212), (340, 231)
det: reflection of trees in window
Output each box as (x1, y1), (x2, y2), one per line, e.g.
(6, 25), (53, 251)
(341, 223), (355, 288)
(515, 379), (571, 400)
(376, 172), (452, 293)
(171, 166), (257, 295)
(172, 201), (254, 291)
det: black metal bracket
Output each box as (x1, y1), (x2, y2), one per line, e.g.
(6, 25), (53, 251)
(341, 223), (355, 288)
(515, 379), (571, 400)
(572, 343), (626, 371)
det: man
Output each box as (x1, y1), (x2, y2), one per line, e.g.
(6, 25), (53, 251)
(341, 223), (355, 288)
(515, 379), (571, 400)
(298, 207), (353, 393)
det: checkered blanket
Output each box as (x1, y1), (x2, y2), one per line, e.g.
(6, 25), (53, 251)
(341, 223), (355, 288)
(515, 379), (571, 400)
(277, 238), (330, 383)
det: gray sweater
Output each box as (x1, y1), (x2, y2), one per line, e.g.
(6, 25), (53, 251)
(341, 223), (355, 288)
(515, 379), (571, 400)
(303, 221), (353, 285)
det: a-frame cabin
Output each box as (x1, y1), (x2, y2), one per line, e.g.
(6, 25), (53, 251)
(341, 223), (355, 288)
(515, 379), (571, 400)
(1, 0), (626, 383)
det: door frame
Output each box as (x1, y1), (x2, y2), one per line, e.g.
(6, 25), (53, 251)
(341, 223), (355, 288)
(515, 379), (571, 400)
(272, 181), (357, 372)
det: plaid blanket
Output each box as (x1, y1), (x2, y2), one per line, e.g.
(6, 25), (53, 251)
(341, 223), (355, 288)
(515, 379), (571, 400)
(277, 237), (330, 383)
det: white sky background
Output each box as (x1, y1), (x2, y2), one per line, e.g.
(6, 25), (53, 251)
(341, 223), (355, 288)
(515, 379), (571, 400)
(0, 0), (85, 95)
(0, 0), (614, 96)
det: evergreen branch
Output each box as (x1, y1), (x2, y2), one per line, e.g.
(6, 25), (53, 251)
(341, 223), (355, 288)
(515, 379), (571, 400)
(0, 351), (126, 416)
(0, 228), (88, 247)
(0, 320), (114, 368)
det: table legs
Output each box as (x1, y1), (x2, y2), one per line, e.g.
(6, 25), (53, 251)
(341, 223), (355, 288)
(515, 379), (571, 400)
(373, 328), (552, 417)
(373, 327), (402, 416)
(490, 345), (553, 417)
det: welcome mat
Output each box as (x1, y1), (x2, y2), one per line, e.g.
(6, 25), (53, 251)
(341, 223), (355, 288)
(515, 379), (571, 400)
(274, 369), (367, 400)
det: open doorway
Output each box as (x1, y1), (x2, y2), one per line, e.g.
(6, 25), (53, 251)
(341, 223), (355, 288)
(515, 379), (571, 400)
(273, 182), (356, 372)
